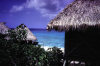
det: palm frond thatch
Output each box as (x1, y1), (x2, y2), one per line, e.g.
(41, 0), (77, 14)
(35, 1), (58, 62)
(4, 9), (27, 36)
(0, 22), (10, 34)
(47, 0), (100, 31)
(15, 24), (37, 42)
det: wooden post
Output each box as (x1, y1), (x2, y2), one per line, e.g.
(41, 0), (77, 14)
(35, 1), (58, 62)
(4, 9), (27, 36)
(63, 31), (69, 66)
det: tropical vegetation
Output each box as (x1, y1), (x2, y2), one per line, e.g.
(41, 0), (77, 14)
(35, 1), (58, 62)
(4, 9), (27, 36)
(0, 29), (63, 66)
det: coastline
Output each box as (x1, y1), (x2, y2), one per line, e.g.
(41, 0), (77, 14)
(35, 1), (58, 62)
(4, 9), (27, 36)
(41, 46), (64, 52)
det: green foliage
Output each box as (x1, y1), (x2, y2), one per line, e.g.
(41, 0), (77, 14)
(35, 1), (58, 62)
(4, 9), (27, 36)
(46, 47), (64, 66)
(0, 30), (64, 66)
(0, 33), (48, 66)
(8, 28), (27, 41)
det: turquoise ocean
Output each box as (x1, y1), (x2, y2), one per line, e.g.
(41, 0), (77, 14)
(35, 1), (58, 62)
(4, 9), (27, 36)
(31, 29), (65, 49)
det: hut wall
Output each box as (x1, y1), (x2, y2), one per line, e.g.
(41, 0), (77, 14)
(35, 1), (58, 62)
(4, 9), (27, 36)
(65, 27), (100, 65)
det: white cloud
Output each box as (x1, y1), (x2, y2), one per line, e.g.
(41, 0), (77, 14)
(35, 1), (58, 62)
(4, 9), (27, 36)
(10, 0), (66, 18)
(10, 5), (24, 12)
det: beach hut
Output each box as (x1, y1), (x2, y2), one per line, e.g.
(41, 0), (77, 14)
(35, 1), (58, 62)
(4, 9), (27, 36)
(0, 22), (9, 34)
(15, 24), (37, 43)
(47, 0), (100, 66)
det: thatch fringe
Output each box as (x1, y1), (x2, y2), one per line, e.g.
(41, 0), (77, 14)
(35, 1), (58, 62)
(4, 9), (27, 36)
(47, 24), (100, 32)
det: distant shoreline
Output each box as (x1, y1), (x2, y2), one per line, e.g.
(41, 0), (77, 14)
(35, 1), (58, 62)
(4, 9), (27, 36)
(41, 46), (64, 52)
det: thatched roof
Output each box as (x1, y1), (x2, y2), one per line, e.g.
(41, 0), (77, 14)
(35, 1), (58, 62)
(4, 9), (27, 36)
(0, 22), (10, 34)
(15, 24), (37, 42)
(47, 0), (100, 31)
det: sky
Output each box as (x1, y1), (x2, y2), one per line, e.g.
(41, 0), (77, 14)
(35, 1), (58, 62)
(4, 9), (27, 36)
(0, 0), (74, 29)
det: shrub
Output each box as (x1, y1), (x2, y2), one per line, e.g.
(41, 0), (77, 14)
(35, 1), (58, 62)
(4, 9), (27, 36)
(0, 30), (64, 66)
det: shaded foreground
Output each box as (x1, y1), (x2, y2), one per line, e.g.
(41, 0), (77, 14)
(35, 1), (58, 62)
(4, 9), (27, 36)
(47, 0), (100, 66)
(0, 30), (63, 66)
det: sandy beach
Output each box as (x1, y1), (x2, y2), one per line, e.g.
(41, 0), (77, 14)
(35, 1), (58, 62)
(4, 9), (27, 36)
(41, 46), (64, 52)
